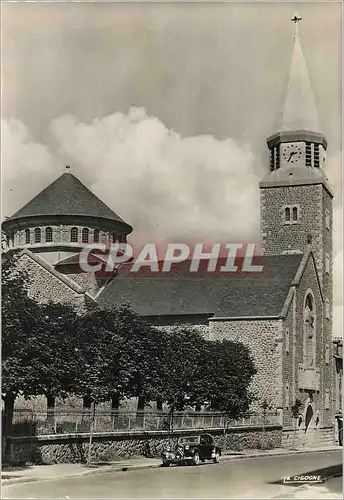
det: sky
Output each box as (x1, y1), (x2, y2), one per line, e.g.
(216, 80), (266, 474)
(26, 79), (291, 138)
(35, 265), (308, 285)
(1, 0), (342, 334)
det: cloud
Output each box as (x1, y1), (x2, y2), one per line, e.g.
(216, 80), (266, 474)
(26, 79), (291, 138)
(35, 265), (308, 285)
(1, 118), (55, 217)
(49, 108), (264, 244)
(325, 152), (342, 337)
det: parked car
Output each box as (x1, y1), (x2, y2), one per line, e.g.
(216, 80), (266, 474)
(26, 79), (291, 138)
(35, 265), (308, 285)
(161, 433), (221, 467)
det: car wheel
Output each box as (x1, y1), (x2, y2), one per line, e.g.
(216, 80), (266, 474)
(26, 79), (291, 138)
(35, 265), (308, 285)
(192, 452), (200, 466)
(162, 460), (171, 467)
(213, 452), (220, 464)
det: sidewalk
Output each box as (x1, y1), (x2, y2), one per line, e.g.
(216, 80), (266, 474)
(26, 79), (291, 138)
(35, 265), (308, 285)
(2, 445), (341, 486)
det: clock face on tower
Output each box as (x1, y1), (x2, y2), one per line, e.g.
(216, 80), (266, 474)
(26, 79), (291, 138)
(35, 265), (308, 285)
(282, 144), (303, 164)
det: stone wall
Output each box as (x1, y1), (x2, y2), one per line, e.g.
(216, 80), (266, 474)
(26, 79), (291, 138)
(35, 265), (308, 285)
(282, 291), (294, 427)
(16, 252), (86, 310)
(62, 271), (103, 297)
(154, 321), (210, 340)
(5, 426), (282, 465)
(296, 255), (333, 430)
(209, 319), (282, 411)
(260, 184), (324, 271)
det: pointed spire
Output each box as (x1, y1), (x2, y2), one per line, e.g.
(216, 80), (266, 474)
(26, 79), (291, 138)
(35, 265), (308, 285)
(281, 15), (321, 133)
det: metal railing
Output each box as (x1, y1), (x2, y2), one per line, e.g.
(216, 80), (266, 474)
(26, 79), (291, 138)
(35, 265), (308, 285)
(4, 409), (281, 437)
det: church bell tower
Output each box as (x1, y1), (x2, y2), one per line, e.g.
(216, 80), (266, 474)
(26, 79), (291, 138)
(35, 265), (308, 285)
(259, 17), (333, 427)
(260, 16), (333, 294)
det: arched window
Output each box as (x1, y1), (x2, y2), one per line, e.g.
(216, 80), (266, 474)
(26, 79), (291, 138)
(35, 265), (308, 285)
(285, 207), (291, 222)
(94, 229), (100, 243)
(292, 207), (298, 221)
(304, 293), (315, 369)
(25, 229), (31, 244)
(82, 228), (89, 243)
(34, 227), (41, 243)
(71, 227), (78, 243)
(307, 234), (312, 245)
(45, 227), (53, 243)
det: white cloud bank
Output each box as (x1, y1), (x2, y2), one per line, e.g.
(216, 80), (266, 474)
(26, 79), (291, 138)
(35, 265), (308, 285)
(1, 109), (342, 336)
(48, 108), (263, 244)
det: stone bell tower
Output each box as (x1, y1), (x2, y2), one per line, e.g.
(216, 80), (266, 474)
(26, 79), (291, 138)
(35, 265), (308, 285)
(259, 15), (334, 433)
(260, 15), (333, 296)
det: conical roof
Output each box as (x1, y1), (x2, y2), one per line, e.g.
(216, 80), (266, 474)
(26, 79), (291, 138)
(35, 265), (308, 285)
(280, 22), (321, 133)
(6, 171), (132, 231)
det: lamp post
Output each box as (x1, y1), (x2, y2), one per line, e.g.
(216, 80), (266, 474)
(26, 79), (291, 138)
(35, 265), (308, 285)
(260, 399), (272, 450)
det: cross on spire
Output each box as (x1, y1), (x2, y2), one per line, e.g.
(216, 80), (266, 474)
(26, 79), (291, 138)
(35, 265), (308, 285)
(291, 14), (302, 40)
(291, 14), (302, 24)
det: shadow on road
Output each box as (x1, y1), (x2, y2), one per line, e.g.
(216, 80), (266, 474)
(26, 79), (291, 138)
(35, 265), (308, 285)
(269, 463), (343, 487)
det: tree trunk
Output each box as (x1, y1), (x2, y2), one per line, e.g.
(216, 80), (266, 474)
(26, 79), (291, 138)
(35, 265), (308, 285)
(137, 396), (145, 412)
(3, 393), (15, 437)
(211, 398), (220, 411)
(111, 394), (120, 428)
(136, 396), (145, 427)
(156, 399), (163, 412)
(46, 394), (56, 432)
(82, 394), (92, 421)
(195, 403), (201, 412)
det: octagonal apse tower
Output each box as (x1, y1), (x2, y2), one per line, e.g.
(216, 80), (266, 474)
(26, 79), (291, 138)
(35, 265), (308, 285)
(2, 166), (133, 266)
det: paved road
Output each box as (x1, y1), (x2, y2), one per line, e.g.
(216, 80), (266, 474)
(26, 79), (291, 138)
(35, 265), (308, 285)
(3, 451), (342, 499)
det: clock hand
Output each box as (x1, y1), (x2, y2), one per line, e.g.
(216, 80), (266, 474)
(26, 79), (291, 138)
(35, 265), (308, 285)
(287, 151), (296, 162)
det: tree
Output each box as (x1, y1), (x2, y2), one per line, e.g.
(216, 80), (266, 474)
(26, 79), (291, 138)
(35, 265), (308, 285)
(1, 230), (8, 252)
(190, 339), (257, 417)
(72, 313), (128, 405)
(2, 253), (84, 432)
(23, 303), (79, 408)
(154, 328), (206, 411)
(1, 252), (41, 434)
(85, 306), (174, 418)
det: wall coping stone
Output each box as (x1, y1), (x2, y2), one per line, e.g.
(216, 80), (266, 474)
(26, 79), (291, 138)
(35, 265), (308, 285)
(282, 425), (334, 432)
(209, 316), (280, 322)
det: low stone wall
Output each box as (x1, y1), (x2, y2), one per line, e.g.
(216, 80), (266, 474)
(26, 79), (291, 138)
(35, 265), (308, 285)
(5, 425), (282, 465)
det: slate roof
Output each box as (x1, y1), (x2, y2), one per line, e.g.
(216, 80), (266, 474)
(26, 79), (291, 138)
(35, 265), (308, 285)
(98, 254), (303, 318)
(6, 172), (132, 231)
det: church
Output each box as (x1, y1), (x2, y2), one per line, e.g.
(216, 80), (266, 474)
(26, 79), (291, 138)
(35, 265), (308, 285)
(2, 22), (335, 447)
